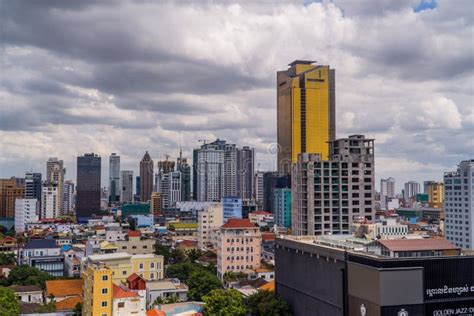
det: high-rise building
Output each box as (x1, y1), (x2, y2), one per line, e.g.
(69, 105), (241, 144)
(444, 160), (474, 249)
(139, 151), (153, 202)
(120, 170), (133, 203)
(427, 182), (444, 208)
(254, 171), (264, 209)
(424, 180), (436, 194)
(237, 146), (255, 201)
(263, 172), (290, 213)
(195, 139), (255, 202)
(177, 157), (191, 202)
(45, 157), (65, 213)
(25, 172), (42, 203)
(197, 203), (223, 250)
(0, 178), (25, 219)
(108, 153), (120, 204)
(404, 181), (421, 202)
(274, 188), (291, 229)
(62, 180), (75, 214)
(150, 192), (162, 214)
(292, 135), (375, 235)
(155, 170), (182, 209)
(76, 153), (101, 221)
(135, 176), (140, 201)
(277, 60), (336, 173)
(15, 198), (39, 233)
(380, 177), (395, 198)
(41, 184), (60, 219)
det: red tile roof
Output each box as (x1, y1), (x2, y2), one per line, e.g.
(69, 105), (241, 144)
(262, 233), (275, 242)
(113, 284), (138, 299)
(128, 230), (142, 237)
(222, 218), (257, 229)
(55, 297), (82, 311)
(46, 279), (83, 298)
(378, 238), (460, 252)
(126, 273), (143, 283)
(147, 310), (166, 316)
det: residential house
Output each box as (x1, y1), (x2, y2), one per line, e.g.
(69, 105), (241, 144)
(146, 279), (189, 305)
(8, 285), (43, 304)
(19, 239), (64, 277)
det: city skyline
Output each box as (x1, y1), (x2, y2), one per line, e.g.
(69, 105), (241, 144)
(1, 1), (472, 192)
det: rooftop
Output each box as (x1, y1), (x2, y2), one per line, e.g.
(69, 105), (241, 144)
(113, 284), (138, 299)
(250, 211), (273, 216)
(128, 230), (142, 238)
(288, 60), (316, 66)
(8, 285), (42, 293)
(46, 279), (83, 297)
(23, 239), (58, 249)
(378, 238), (459, 252)
(55, 296), (82, 311)
(88, 252), (132, 261)
(222, 218), (257, 229)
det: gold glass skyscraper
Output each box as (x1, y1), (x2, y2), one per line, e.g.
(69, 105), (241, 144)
(277, 60), (335, 172)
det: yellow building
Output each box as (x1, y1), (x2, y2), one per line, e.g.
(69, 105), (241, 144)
(83, 253), (164, 285)
(277, 60), (335, 173)
(82, 264), (113, 316)
(150, 192), (162, 214)
(428, 182), (444, 208)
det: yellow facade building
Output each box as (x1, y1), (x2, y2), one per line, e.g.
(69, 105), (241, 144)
(83, 252), (164, 285)
(428, 182), (444, 208)
(277, 60), (335, 173)
(82, 264), (113, 316)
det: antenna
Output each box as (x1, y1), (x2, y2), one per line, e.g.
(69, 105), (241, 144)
(179, 131), (183, 161)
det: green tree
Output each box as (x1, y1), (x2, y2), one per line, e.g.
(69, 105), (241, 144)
(247, 290), (291, 316)
(166, 262), (197, 282)
(186, 249), (203, 262)
(73, 302), (82, 316)
(223, 271), (248, 284)
(7, 265), (54, 289)
(203, 289), (247, 316)
(169, 248), (186, 264)
(154, 243), (171, 265)
(0, 253), (16, 265)
(0, 287), (20, 316)
(187, 270), (222, 301)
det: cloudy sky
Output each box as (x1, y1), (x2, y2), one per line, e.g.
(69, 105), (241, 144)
(0, 0), (472, 193)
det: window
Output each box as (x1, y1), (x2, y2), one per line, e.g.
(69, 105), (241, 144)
(101, 301), (108, 307)
(150, 262), (155, 268)
(101, 288), (108, 294)
(118, 302), (125, 308)
(139, 263), (144, 269)
(102, 275), (108, 281)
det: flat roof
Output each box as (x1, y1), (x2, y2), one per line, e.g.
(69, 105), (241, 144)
(288, 60), (316, 66)
(88, 252), (131, 261)
(378, 239), (459, 252)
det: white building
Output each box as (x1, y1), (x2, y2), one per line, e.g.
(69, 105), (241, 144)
(444, 160), (474, 250)
(109, 153), (121, 204)
(112, 284), (146, 316)
(41, 184), (61, 219)
(15, 198), (39, 233)
(8, 285), (43, 304)
(146, 279), (189, 305)
(197, 203), (223, 250)
(380, 177), (395, 198)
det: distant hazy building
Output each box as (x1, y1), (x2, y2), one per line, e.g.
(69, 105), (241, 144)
(135, 176), (140, 201)
(140, 151), (154, 202)
(404, 181), (421, 202)
(150, 192), (162, 214)
(62, 180), (75, 214)
(109, 153), (120, 204)
(76, 153), (101, 221)
(292, 135), (375, 236)
(41, 184), (60, 219)
(380, 177), (395, 198)
(274, 188), (291, 229)
(177, 157), (191, 202)
(444, 160), (474, 249)
(25, 172), (42, 203)
(237, 146), (255, 201)
(156, 170), (182, 209)
(45, 158), (65, 213)
(0, 178), (25, 219)
(15, 198), (39, 233)
(195, 139), (255, 202)
(120, 170), (133, 203)
(157, 160), (175, 174)
(277, 60), (336, 173)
